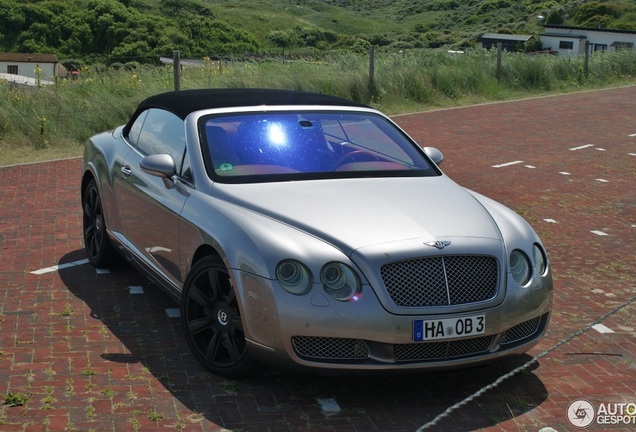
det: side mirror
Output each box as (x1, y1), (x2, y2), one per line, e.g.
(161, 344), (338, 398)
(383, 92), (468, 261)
(140, 154), (176, 188)
(423, 147), (444, 165)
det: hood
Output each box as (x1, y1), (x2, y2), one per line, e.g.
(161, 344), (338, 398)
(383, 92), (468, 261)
(213, 176), (502, 255)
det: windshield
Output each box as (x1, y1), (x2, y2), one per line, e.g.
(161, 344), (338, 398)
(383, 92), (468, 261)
(199, 111), (439, 183)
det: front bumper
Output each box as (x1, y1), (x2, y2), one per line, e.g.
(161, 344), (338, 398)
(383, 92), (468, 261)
(234, 267), (553, 372)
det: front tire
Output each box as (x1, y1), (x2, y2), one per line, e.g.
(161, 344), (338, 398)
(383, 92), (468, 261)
(82, 179), (117, 267)
(181, 256), (256, 378)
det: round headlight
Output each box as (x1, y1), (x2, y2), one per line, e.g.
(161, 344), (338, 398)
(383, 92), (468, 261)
(533, 244), (547, 275)
(276, 260), (312, 295)
(510, 250), (531, 286)
(320, 262), (360, 301)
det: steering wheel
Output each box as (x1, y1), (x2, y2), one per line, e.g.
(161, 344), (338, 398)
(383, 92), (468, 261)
(331, 151), (380, 169)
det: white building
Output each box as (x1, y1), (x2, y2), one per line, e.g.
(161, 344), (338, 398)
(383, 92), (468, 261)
(0, 52), (64, 83)
(540, 25), (636, 55)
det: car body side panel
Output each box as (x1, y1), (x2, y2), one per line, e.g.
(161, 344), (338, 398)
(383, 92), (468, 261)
(83, 127), (131, 238)
(118, 149), (189, 288)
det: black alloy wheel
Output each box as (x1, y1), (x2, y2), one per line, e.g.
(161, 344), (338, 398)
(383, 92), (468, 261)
(82, 179), (117, 267)
(181, 256), (255, 378)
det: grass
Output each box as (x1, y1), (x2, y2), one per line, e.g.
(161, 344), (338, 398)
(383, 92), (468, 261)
(0, 48), (634, 167)
(3, 392), (29, 407)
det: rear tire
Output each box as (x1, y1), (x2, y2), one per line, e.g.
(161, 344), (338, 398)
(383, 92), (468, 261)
(181, 256), (256, 378)
(82, 179), (118, 267)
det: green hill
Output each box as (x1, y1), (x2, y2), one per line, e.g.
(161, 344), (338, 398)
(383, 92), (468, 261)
(0, 0), (634, 63)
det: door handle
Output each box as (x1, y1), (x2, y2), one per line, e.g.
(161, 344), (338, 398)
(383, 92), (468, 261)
(121, 165), (132, 177)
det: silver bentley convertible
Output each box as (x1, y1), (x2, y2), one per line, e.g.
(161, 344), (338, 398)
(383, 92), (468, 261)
(82, 89), (553, 377)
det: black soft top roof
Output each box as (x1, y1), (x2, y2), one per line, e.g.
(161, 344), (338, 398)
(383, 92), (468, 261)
(123, 88), (367, 135)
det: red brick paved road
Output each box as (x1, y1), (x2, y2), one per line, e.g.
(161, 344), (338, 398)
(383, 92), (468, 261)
(1, 87), (635, 431)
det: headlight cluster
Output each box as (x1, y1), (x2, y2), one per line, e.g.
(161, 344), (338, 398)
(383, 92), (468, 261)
(275, 260), (361, 301)
(509, 244), (548, 286)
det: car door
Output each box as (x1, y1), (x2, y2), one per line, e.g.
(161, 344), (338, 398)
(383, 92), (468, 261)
(118, 108), (189, 289)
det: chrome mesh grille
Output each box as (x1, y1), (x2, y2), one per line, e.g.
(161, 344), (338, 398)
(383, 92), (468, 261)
(500, 316), (541, 345)
(292, 336), (370, 360)
(381, 256), (498, 307)
(395, 336), (494, 362)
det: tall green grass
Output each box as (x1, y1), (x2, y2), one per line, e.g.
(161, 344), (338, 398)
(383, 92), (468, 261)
(1, 48), (635, 166)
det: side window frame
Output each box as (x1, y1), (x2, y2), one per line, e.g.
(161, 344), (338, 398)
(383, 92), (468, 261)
(126, 110), (148, 147)
(135, 109), (187, 176)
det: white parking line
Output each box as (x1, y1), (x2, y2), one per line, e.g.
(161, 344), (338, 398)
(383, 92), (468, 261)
(592, 324), (614, 334)
(570, 144), (594, 151)
(129, 286), (144, 294)
(165, 308), (181, 318)
(629, 153), (636, 157)
(492, 160), (523, 168)
(595, 179), (609, 183)
(317, 398), (341, 414)
(543, 219), (558, 223)
(31, 258), (90, 275)
(559, 172), (571, 175)
(629, 133), (636, 137)
(591, 230), (608, 236)
(525, 165), (536, 169)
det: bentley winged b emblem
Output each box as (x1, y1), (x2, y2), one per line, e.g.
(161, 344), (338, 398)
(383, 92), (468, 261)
(424, 240), (452, 249)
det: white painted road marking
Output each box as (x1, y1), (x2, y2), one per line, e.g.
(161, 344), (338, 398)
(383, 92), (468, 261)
(31, 258), (90, 275)
(629, 133), (636, 137)
(165, 308), (181, 318)
(592, 324), (614, 334)
(570, 144), (594, 151)
(543, 219), (558, 223)
(595, 179), (609, 183)
(317, 398), (341, 414)
(492, 160), (523, 168)
(591, 230), (608, 236)
(559, 172), (571, 175)
(129, 286), (144, 294)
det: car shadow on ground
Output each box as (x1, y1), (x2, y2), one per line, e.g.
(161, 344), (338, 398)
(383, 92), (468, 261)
(58, 249), (548, 431)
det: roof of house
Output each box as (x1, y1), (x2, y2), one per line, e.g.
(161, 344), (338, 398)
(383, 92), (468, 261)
(481, 33), (532, 42)
(0, 53), (59, 63)
(542, 24), (636, 35)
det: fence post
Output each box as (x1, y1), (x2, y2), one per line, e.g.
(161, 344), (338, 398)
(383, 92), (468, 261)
(368, 45), (376, 99)
(173, 50), (181, 91)
(584, 41), (590, 78)
(496, 42), (502, 80)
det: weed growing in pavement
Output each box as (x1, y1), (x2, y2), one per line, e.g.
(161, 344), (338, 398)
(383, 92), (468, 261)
(219, 379), (238, 394)
(3, 392), (29, 407)
(101, 388), (117, 399)
(65, 378), (74, 397)
(59, 303), (74, 317)
(147, 409), (164, 422)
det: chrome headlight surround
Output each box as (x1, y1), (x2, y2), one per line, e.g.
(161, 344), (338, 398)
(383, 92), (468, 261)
(532, 243), (548, 276)
(320, 262), (361, 301)
(509, 249), (531, 286)
(276, 260), (313, 295)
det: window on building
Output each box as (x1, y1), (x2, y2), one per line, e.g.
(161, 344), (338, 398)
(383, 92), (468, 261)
(7, 65), (18, 74)
(558, 41), (573, 50)
(593, 44), (607, 52)
(612, 42), (633, 50)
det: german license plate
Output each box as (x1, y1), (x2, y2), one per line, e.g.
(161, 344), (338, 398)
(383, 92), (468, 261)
(413, 315), (485, 341)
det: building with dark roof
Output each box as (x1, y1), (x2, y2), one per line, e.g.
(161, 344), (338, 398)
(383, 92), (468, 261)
(481, 33), (533, 52)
